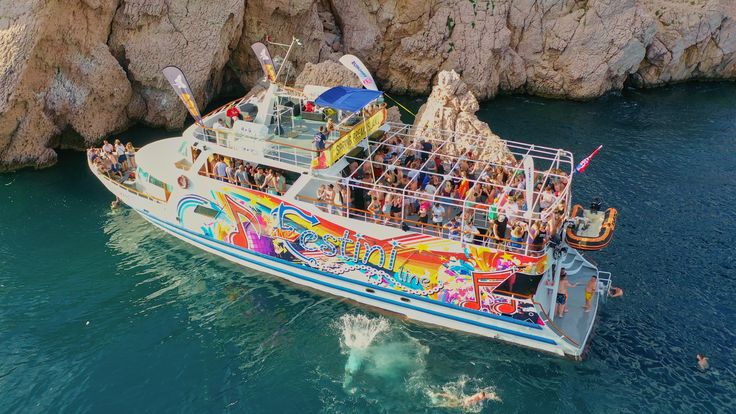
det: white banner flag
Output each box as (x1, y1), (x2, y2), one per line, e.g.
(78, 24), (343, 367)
(339, 54), (378, 90)
(523, 156), (534, 219)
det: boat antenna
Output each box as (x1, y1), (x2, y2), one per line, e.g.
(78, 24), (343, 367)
(267, 36), (302, 84)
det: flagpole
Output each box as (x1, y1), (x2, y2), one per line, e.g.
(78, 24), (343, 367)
(275, 37), (301, 83)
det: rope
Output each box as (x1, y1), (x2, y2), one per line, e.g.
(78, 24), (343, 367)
(384, 93), (417, 117)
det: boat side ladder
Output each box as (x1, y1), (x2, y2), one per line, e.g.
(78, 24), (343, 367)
(596, 271), (612, 304)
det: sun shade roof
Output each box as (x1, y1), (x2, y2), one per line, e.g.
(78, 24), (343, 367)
(314, 86), (382, 112)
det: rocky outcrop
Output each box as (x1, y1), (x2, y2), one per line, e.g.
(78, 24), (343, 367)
(108, 0), (245, 127)
(229, 0), (342, 88)
(412, 70), (509, 162)
(1, 0), (735, 171)
(0, 0), (131, 170)
(330, 0), (734, 99)
(633, 0), (736, 86)
(294, 60), (362, 89)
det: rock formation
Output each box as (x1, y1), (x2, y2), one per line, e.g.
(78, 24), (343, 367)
(294, 61), (363, 89)
(1, 0), (735, 171)
(331, 0), (735, 99)
(107, 0), (245, 128)
(0, 0), (131, 170)
(412, 70), (509, 163)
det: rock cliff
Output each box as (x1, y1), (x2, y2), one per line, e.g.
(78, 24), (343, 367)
(412, 70), (509, 163)
(0, 0), (734, 171)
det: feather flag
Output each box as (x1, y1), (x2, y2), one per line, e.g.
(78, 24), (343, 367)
(250, 42), (277, 82)
(338, 54), (378, 90)
(162, 66), (202, 124)
(575, 145), (603, 174)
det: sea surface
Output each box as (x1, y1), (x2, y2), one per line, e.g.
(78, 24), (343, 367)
(1, 83), (735, 413)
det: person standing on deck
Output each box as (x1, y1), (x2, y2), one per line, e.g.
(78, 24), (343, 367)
(253, 167), (266, 189)
(235, 164), (250, 187)
(583, 275), (598, 312)
(556, 269), (578, 318)
(313, 126), (327, 152)
(114, 139), (127, 171)
(274, 171), (286, 195)
(226, 105), (242, 123)
(225, 160), (236, 184)
(444, 216), (461, 241)
(492, 214), (508, 246)
(462, 220), (480, 244)
(102, 140), (114, 154)
(125, 143), (137, 170)
(214, 156), (228, 181)
(431, 203), (445, 236)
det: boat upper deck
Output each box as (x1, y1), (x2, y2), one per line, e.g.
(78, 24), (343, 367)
(183, 84), (575, 256)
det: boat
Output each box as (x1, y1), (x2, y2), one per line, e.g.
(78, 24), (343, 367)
(88, 44), (618, 359)
(565, 200), (618, 251)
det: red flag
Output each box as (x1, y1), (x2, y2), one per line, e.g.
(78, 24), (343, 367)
(575, 145), (603, 174)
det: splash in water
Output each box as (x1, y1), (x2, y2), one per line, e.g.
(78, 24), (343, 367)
(425, 376), (500, 412)
(336, 314), (390, 390)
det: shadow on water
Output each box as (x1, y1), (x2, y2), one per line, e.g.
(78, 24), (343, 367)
(1, 82), (735, 413)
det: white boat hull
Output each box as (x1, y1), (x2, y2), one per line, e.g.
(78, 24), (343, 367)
(134, 206), (577, 358)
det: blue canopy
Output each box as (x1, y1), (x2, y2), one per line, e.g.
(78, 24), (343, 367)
(314, 86), (382, 112)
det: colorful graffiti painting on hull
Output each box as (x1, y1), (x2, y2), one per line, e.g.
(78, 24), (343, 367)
(177, 187), (548, 326)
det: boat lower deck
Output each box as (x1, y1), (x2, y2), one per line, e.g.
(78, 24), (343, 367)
(537, 257), (600, 349)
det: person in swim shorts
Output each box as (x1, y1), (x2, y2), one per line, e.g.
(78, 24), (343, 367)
(583, 274), (597, 312)
(556, 269), (577, 317)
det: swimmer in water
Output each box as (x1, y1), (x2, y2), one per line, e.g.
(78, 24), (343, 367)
(608, 286), (624, 298)
(430, 390), (495, 408)
(462, 391), (494, 408)
(110, 197), (120, 210)
(696, 353), (709, 371)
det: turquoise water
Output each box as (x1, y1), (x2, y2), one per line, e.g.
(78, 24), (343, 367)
(1, 83), (735, 413)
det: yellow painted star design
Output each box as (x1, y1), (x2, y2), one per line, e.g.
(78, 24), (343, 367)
(416, 243), (430, 253)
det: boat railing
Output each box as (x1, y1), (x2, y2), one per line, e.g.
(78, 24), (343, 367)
(197, 170), (294, 195)
(596, 271), (612, 304)
(532, 299), (581, 350)
(192, 124), (319, 169)
(263, 140), (316, 169)
(294, 194), (547, 257)
(88, 160), (166, 204)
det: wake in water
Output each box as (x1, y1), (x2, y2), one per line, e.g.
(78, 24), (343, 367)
(423, 375), (501, 413)
(335, 314), (428, 393)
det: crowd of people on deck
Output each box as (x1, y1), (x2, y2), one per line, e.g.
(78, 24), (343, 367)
(207, 155), (289, 196)
(87, 139), (137, 180)
(312, 129), (571, 251)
